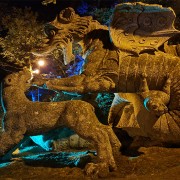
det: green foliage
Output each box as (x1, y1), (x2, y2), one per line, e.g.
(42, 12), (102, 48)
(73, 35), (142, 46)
(51, 91), (76, 102)
(0, 7), (44, 68)
(88, 7), (114, 25)
(95, 93), (114, 119)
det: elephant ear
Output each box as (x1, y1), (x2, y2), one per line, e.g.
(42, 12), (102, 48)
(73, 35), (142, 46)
(4, 74), (16, 86)
(109, 2), (180, 55)
(58, 7), (75, 24)
(48, 7), (76, 29)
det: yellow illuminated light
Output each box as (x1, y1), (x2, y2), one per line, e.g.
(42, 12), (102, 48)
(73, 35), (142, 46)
(38, 60), (45, 66)
(33, 69), (40, 74)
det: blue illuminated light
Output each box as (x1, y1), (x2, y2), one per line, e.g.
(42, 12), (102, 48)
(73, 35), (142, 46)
(77, 1), (89, 15)
(66, 55), (85, 77)
(144, 97), (150, 111)
(21, 151), (95, 167)
(31, 91), (36, 102)
(28, 128), (75, 152)
(30, 135), (53, 151)
(0, 161), (11, 168)
(0, 82), (6, 131)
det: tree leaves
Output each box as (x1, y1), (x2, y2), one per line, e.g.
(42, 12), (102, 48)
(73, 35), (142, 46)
(0, 6), (45, 69)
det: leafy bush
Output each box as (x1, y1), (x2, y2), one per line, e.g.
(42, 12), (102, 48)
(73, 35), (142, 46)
(0, 7), (44, 68)
(95, 93), (114, 122)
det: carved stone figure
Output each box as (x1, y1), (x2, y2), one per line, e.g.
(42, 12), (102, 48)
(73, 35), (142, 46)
(32, 2), (180, 144)
(0, 69), (121, 177)
(138, 73), (171, 117)
(108, 73), (179, 144)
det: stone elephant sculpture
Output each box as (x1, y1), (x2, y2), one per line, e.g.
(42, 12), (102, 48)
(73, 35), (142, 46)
(0, 68), (120, 177)
(32, 3), (180, 145)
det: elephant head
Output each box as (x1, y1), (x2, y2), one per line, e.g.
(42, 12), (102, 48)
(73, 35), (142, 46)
(32, 7), (93, 65)
(4, 68), (32, 90)
(109, 2), (180, 55)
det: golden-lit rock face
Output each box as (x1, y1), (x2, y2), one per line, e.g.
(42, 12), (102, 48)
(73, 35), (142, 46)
(1, 69), (121, 177)
(2, 2), (180, 178)
(32, 7), (98, 65)
(109, 2), (179, 55)
(31, 3), (180, 145)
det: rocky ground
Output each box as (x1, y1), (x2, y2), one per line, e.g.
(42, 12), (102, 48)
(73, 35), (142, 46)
(0, 144), (179, 180)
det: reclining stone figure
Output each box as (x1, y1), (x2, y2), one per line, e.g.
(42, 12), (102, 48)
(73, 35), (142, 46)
(0, 69), (121, 177)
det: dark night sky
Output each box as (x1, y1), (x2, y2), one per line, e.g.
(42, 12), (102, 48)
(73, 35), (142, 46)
(0, 0), (116, 21)
(0, 0), (119, 27)
(0, 0), (82, 21)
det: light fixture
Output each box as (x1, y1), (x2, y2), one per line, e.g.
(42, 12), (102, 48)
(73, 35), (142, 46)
(33, 69), (40, 74)
(38, 59), (45, 66)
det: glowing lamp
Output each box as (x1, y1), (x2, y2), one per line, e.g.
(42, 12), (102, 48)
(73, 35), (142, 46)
(38, 60), (45, 66)
(33, 69), (40, 74)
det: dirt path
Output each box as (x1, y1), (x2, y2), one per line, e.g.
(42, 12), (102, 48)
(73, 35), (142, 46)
(0, 146), (179, 180)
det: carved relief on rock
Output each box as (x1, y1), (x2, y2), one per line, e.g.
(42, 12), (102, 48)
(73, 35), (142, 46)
(0, 69), (121, 177)
(109, 2), (179, 55)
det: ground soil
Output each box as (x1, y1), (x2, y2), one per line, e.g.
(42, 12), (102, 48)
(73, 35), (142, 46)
(0, 146), (179, 180)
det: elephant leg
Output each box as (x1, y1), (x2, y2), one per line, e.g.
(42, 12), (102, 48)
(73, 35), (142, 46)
(64, 102), (119, 177)
(78, 126), (117, 177)
(108, 93), (129, 127)
(0, 114), (26, 159)
(104, 125), (121, 156)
